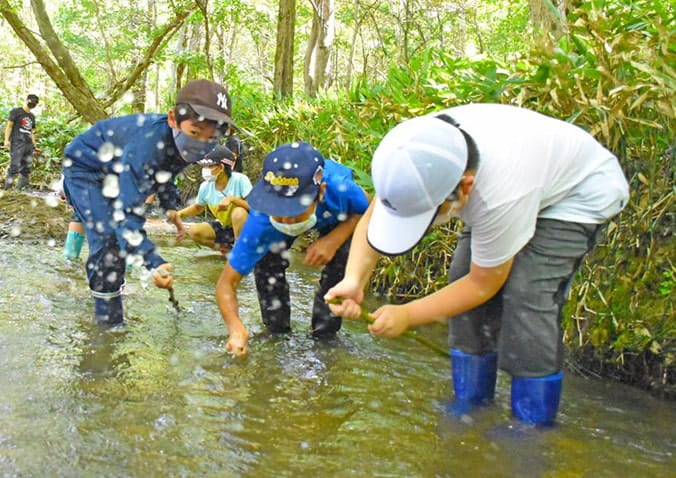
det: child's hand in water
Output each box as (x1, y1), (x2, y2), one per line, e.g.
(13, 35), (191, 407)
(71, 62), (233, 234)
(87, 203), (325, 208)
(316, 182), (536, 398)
(152, 263), (174, 289)
(226, 325), (249, 357)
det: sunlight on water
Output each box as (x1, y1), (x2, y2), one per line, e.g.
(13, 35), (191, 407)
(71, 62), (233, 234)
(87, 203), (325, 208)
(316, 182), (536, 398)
(0, 239), (673, 476)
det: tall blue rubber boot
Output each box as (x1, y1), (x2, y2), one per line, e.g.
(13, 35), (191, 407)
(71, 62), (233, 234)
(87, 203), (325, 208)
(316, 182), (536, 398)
(63, 231), (85, 259)
(94, 296), (124, 325)
(511, 372), (563, 426)
(447, 349), (498, 416)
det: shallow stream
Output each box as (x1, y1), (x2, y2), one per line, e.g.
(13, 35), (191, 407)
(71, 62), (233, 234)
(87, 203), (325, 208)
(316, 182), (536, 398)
(0, 231), (673, 477)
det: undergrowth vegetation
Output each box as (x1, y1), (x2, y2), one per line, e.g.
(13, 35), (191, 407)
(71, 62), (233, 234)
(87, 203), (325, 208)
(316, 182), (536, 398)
(0, 1), (672, 396)
(235, 1), (674, 397)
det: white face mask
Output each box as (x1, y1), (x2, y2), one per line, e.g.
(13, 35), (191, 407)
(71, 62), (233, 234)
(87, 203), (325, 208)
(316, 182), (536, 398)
(270, 213), (317, 236)
(201, 168), (216, 181)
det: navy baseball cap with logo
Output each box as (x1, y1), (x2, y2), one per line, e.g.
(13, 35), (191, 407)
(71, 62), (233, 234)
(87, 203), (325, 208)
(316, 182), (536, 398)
(247, 142), (325, 217)
(176, 79), (234, 128)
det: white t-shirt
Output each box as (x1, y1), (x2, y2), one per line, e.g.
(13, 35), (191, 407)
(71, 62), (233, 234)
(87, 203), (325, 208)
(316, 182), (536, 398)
(196, 172), (252, 226)
(435, 104), (629, 268)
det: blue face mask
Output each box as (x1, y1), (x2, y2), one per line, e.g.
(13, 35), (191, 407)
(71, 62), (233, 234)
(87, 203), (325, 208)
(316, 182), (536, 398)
(269, 213), (317, 237)
(173, 129), (217, 163)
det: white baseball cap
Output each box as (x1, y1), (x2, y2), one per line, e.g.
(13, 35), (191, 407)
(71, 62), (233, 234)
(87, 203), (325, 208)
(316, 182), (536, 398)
(367, 115), (468, 256)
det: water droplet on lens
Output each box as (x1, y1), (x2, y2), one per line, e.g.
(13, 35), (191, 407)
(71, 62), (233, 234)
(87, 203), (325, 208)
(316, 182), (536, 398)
(98, 142), (116, 162)
(44, 195), (60, 208)
(155, 171), (172, 184)
(122, 229), (144, 247)
(102, 174), (120, 198)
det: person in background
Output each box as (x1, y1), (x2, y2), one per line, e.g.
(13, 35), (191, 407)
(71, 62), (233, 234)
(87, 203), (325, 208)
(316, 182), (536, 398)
(3, 94), (40, 190)
(326, 104), (629, 427)
(62, 79), (235, 324)
(215, 142), (370, 356)
(177, 145), (252, 253)
(225, 127), (246, 173)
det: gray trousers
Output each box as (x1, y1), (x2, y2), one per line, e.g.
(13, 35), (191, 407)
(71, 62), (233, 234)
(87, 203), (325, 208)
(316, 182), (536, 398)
(448, 218), (602, 377)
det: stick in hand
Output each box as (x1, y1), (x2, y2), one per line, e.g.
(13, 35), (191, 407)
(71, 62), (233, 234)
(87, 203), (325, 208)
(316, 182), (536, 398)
(325, 298), (449, 358)
(167, 287), (181, 312)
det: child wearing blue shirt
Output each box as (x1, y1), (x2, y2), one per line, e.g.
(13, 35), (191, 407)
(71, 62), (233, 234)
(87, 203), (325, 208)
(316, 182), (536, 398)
(215, 142), (369, 356)
(62, 79), (234, 324)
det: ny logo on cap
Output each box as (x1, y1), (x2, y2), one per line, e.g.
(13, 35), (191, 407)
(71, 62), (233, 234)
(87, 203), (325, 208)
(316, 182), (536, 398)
(216, 92), (229, 110)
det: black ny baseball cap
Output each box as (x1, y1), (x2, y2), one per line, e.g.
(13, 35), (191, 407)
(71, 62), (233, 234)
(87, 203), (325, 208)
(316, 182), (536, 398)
(176, 79), (234, 127)
(197, 145), (236, 168)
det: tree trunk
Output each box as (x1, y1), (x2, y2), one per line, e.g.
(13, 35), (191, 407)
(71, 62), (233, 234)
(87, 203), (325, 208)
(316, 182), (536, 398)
(303, 0), (335, 97)
(131, 74), (148, 113)
(195, 0), (215, 80)
(527, 0), (569, 39)
(0, 0), (107, 123)
(0, 0), (195, 123)
(186, 21), (203, 81)
(273, 0), (296, 99)
(91, 0), (118, 88)
(101, 7), (196, 110)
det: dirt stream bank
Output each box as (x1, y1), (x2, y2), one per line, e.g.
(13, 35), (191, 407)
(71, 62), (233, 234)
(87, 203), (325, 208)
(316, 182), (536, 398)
(0, 190), (176, 241)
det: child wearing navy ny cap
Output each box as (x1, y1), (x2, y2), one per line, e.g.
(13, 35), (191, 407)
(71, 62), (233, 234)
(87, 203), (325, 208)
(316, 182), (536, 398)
(62, 79), (234, 325)
(215, 141), (369, 356)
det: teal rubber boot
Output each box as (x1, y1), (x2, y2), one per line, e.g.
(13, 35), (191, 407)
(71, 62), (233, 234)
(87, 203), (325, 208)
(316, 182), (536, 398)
(511, 372), (563, 426)
(63, 231), (85, 259)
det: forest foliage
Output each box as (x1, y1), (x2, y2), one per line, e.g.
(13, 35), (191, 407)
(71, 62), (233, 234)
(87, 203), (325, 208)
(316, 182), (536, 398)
(0, 0), (673, 397)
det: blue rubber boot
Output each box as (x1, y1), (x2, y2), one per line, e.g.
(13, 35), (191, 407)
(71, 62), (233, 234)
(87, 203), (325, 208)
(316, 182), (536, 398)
(94, 296), (124, 325)
(63, 231), (85, 259)
(511, 372), (563, 426)
(447, 349), (498, 416)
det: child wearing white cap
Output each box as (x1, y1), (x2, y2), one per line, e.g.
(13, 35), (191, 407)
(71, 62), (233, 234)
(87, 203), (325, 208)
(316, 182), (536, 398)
(326, 103), (629, 427)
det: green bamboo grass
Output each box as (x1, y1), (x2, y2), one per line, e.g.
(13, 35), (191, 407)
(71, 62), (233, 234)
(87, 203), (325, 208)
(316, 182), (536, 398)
(326, 298), (449, 358)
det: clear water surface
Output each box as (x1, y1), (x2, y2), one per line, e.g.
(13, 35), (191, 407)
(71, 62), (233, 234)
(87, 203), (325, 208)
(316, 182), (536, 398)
(0, 232), (673, 477)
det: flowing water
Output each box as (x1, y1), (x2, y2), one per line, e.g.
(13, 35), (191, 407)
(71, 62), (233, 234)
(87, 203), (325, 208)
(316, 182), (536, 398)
(0, 232), (673, 477)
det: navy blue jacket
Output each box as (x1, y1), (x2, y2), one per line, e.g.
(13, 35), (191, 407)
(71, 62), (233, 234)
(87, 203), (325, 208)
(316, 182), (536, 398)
(64, 114), (187, 268)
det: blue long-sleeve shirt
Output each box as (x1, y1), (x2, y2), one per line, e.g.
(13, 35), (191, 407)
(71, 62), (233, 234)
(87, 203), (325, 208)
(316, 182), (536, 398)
(229, 159), (369, 276)
(63, 114), (186, 269)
